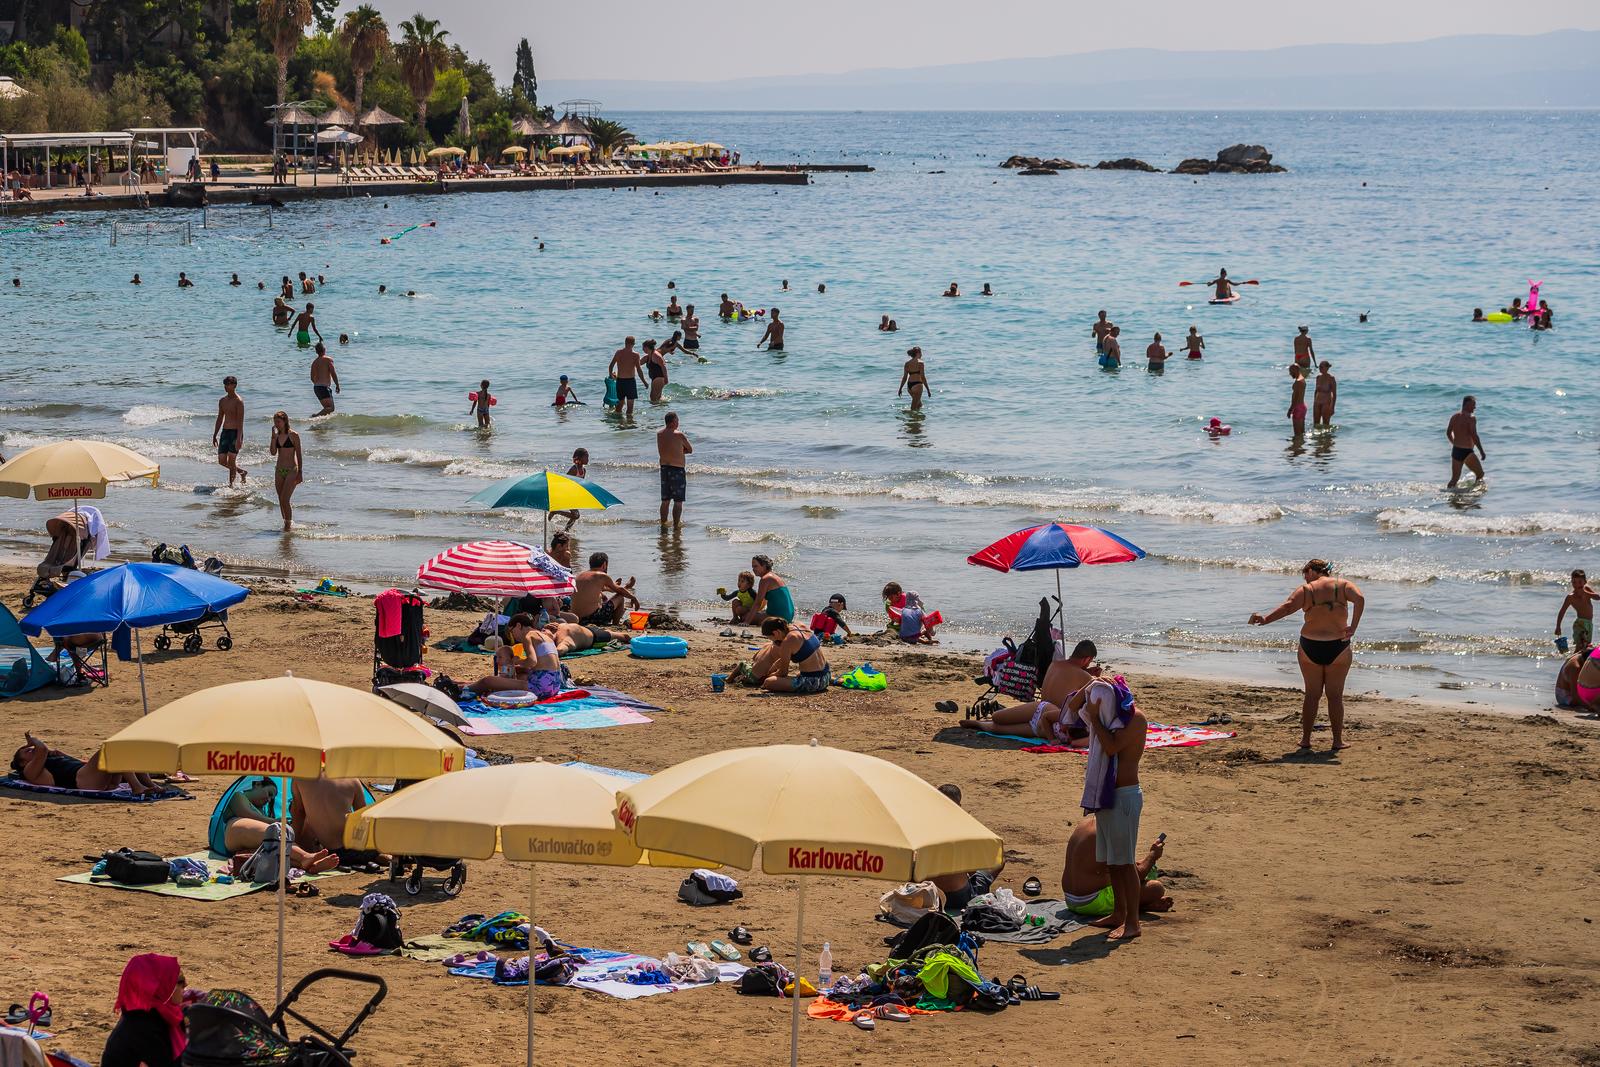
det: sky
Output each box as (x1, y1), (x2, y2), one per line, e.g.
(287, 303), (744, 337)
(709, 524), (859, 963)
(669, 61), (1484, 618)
(350, 1), (1600, 83)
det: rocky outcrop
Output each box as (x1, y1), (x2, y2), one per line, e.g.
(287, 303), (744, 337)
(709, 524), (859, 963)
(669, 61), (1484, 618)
(1018, 167), (1058, 175)
(1095, 158), (1160, 172)
(1042, 157), (1083, 170)
(1172, 144), (1286, 175)
(165, 183), (208, 207)
(1000, 155), (1042, 169)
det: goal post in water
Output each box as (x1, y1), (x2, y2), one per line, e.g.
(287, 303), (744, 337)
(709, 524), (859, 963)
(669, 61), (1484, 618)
(109, 220), (192, 246)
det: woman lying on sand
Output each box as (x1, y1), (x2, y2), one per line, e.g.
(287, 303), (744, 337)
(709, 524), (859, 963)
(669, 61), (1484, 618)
(11, 733), (162, 795)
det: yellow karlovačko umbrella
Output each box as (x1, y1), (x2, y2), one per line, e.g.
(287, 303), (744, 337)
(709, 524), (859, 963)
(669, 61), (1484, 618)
(346, 761), (713, 1067)
(502, 145), (528, 156)
(100, 673), (465, 1003)
(427, 145), (466, 159)
(617, 739), (1003, 1067)
(0, 439), (159, 501)
(469, 144), (480, 163)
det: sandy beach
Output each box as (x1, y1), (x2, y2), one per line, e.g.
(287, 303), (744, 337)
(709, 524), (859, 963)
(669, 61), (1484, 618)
(3, 566), (1597, 1066)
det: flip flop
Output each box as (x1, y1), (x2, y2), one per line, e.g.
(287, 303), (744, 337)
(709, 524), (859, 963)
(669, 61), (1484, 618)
(686, 941), (716, 961)
(328, 935), (386, 957)
(1006, 973), (1060, 1001)
(934, 700), (958, 713)
(871, 1004), (911, 1022)
(1022, 876), (1043, 897)
(4, 1005), (25, 1025)
(750, 945), (772, 963)
(709, 939), (742, 961)
(442, 951), (492, 967)
(729, 925), (753, 945)
(852, 1012), (876, 1031)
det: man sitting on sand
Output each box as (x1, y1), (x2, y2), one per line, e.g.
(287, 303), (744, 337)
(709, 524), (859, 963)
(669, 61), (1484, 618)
(1062, 815), (1171, 923)
(292, 776), (380, 868)
(11, 733), (163, 796)
(219, 778), (340, 874)
(567, 552), (639, 626)
(931, 784), (1006, 909)
(961, 639), (1101, 745)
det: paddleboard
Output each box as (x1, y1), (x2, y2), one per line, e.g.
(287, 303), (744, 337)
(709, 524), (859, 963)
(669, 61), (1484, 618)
(1209, 295), (1242, 305)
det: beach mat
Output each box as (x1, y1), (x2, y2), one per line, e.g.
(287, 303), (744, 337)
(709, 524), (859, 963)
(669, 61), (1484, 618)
(450, 948), (745, 999)
(979, 724), (1235, 752)
(1, 775), (192, 802)
(59, 851), (345, 901)
(434, 636), (624, 660)
(400, 934), (477, 962)
(966, 900), (1086, 944)
(456, 687), (659, 736)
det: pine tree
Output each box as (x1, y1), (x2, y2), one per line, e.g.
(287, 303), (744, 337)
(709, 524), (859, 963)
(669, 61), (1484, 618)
(514, 38), (537, 110)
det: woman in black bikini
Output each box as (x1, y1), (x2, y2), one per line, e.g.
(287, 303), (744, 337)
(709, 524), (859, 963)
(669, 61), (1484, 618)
(268, 411), (302, 531)
(1248, 559), (1365, 753)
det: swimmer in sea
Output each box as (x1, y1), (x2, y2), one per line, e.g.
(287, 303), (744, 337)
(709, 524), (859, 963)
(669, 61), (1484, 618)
(338, 333), (349, 345)
(1146, 333), (1168, 373)
(471, 379), (494, 428)
(1204, 269), (1235, 302)
(608, 336), (646, 417)
(1472, 307), (1485, 322)
(1313, 361), (1337, 428)
(1100, 326), (1122, 369)
(299, 271), (314, 294)
(1183, 326), (1204, 359)
(1293, 326), (1315, 369)
(230, 273), (241, 287)
(272, 297), (294, 327)
(1287, 364), (1307, 436)
(719, 293), (735, 319)
(130, 274), (141, 285)
(257, 281), (265, 290)
(899, 346), (931, 411)
(682, 305), (700, 352)
(648, 310), (663, 321)
(643, 340), (669, 403)
(667, 296), (682, 319)
(293, 303), (322, 347)
(1092, 310), (1111, 354)
(943, 281), (960, 297)
(178, 272), (194, 288)
(981, 283), (993, 296)
(817, 283), (826, 293)
(887, 318), (899, 331)
(658, 331), (684, 358)
(1446, 395), (1485, 489)
(378, 284), (387, 294)
(554, 375), (579, 407)
(879, 315), (893, 331)
(758, 308), (784, 351)
(280, 276), (294, 299)
(310, 342), (340, 417)
(782, 279), (790, 291)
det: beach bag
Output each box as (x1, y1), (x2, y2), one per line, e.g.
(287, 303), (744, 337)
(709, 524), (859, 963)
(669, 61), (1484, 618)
(239, 823), (293, 884)
(105, 848), (169, 885)
(878, 881), (946, 926)
(353, 893), (403, 950)
(886, 910), (962, 960)
(678, 869), (742, 906)
(839, 665), (887, 691)
(736, 962), (792, 997)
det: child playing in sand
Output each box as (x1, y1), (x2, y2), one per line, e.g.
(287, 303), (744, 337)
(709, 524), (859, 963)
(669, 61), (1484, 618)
(810, 593), (854, 643)
(470, 380), (494, 429)
(719, 571), (756, 622)
(883, 582), (940, 643)
(1556, 569), (1598, 649)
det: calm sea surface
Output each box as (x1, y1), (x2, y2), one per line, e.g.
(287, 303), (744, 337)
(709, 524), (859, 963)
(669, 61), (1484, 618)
(2, 111), (1596, 709)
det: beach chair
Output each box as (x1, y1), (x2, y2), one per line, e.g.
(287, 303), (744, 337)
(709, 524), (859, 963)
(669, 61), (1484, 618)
(181, 969), (386, 1067)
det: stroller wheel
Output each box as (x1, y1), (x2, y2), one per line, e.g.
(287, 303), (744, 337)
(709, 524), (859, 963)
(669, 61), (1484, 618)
(388, 855), (403, 882)
(216, 635), (233, 651)
(404, 864), (424, 896)
(22, 593), (35, 609)
(183, 633), (203, 653)
(153, 634), (171, 652)
(444, 861), (467, 898)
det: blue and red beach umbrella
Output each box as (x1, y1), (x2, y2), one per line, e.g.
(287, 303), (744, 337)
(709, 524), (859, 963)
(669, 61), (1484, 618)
(967, 523), (1147, 626)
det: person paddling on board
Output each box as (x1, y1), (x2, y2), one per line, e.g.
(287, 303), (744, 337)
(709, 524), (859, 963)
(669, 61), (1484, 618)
(1204, 269), (1236, 302)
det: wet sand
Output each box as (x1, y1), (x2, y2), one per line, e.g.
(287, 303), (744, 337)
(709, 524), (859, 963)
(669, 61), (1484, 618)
(2, 567), (1597, 1065)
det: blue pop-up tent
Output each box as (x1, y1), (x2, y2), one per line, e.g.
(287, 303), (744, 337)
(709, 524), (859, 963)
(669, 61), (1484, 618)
(21, 563), (249, 715)
(0, 602), (54, 698)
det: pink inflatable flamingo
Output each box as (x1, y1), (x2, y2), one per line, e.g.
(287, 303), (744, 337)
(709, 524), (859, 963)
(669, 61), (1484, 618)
(1528, 279), (1543, 311)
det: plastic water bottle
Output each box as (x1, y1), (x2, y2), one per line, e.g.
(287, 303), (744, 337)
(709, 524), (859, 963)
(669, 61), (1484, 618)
(817, 942), (833, 988)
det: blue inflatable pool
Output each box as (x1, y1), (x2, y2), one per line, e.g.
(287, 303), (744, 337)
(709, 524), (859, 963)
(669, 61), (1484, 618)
(629, 634), (688, 659)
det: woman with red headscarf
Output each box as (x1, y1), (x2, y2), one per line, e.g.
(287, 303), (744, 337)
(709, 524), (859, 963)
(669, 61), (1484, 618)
(102, 953), (186, 1067)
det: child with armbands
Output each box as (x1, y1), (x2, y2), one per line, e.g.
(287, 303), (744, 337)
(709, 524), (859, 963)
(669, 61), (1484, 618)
(809, 593), (854, 644)
(882, 582), (941, 644)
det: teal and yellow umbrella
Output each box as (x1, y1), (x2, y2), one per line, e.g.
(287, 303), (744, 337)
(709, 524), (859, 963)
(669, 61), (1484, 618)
(468, 471), (623, 543)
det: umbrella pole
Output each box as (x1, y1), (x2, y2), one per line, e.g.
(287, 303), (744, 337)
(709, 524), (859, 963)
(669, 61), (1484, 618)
(527, 863), (537, 1067)
(1056, 569), (1064, 644)
(134, 628), (149, 717)
(277, 775), (289, 1006)
(789, 879), (806, 1067)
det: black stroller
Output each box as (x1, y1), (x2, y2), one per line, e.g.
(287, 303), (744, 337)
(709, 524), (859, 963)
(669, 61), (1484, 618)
(967, 596), (1060, 718)
(372, 590), (428, 690)
(149, 544), (235, 653)
(387, 771), (468, 898)
(181, 969), (386, 1067)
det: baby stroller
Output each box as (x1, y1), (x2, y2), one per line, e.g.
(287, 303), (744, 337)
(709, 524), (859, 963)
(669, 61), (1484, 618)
(148, 545), (234, 653)
(386, 775), (468, 897)
(181, 969), (386, 1067)
(372, 590), (428, 690)
(967, 597), (1060, 718)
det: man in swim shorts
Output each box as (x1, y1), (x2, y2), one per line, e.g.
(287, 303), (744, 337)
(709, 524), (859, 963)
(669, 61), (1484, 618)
(1446, 395), (1485, 489)
(656, 411), (692, 526)
(1062, 815), (1171, 923)
(607, 336), (645, 417)
(293, 303), (322, 348)
(931, 784), (1007, 909)
(212, 375), (247, 486)
(719, 293), (736, 319)
(291, 776), (377, 866)
(569, 552), (639, 625)
(1145, 333), (1168, 373)
(1080, 680), (1149, 940)
(681, 304), (700, 350)
(310, 343), (340, 417)
(1100, 326), (1121, 368)
(758, 308), (784, 351)
(1092, 311), (1111, 353)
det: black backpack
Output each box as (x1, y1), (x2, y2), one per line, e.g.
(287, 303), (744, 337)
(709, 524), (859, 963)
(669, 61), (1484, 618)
(735, 962), (791, 997)
(885, 910), (962, 958)
(105, 849), (169, 885)
(353, 895), (403, 949)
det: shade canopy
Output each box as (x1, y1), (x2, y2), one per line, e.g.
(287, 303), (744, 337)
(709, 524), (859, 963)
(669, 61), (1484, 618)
(0, 131), (133, 149)
(356, 106), (406, 126)
(20, 563), (247, 638)
(501, 145), (528, 156)
(547, 117), (591, 137)
(426, 145), (466, 158)
(316, 106), (355, 126)
(416, 540), (575, 597)
(378, 682), (471, 728)
(468, 471), (622, 515)
(314, 126), (364, 144)
(512, 117), (553, 136)
(0, 439), (158, 500)
(967, 522), (1147, 573)
(548, 145), (590, 157)
(99, 675), (465, 780)
(266, 107), (319, 126)
(617, 742), (1003, 881)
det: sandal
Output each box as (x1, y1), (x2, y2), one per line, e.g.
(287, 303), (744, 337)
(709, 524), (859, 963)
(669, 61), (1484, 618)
(750, 945), (772, 963)
(871, 1004), (911, 1022)
(708, 939), (742, 961)
(934, 700), (958, 713)
(729, 925), (753, 945)
(442, 951), (492, 967)
(852, 1012), (876, 1031)
(1006, 973), (1061, 1001)
(686, 941), (715, 961)
(1022, 876), (1043, 897)
(290, 882), (319, 897)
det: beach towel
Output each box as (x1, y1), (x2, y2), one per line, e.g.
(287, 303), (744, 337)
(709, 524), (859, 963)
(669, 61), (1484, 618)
(1064, 677), (1135, 813)
(979, 724), (1235, 751)
(961, 900), (1085, 944)
(374, 589), (405, 639)
(398, 935), (477, 962)
(435, 636), (624, 659)
(559, 762), (647, 783)
(455, 686), (659, 735)
(0, 776), (191, 802)
(450, 948), (744, 1000)
(808, 998), (941, 1023)
(59, 852), (346, 901)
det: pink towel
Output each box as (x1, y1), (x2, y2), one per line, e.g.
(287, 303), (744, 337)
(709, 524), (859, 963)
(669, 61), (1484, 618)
(374, 589), (404, 639)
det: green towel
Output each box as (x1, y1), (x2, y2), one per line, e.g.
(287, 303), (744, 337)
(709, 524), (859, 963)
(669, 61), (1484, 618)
(915, 950), (981, 1000)
(399, 934), (478, 962)
(60, 851), (347, 901)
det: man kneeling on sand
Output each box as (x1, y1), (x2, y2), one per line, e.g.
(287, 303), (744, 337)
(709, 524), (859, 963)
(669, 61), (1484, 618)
(566, 552), (640, 626)
(1062, 814), (1172, 923)
(931, 783), (1007, 909)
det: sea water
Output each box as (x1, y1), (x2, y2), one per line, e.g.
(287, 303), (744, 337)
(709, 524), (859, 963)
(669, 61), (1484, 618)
(1, 111), (1595, 710)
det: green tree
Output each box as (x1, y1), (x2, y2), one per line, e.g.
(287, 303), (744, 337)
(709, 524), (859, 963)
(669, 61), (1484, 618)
(106, 70), (175, 129)
(338, 4), (389, 116)
(513, 38), (536, 110)
(394, 14), (449, 136)
(258, 0), (313, 112)
(426, 67), (468, 121)
(51, 27), (89, 79)
(586, 117), (631, 161)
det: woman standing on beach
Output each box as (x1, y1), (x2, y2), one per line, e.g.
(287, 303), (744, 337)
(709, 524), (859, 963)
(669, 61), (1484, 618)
(1249, 560), (1365, 753)
(269, 411), (303, 531)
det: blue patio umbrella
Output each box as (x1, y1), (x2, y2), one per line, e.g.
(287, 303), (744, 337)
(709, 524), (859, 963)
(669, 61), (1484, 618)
(21, 562), (249, 715)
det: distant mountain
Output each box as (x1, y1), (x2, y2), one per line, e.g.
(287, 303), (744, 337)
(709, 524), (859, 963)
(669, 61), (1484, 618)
(544, 30), (1600, 110)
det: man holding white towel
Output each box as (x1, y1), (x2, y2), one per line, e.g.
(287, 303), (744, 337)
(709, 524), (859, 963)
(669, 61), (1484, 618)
(1072, 678), (1149, 942)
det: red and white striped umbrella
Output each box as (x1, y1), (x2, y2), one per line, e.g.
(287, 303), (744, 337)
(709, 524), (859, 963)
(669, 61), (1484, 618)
(416, 540), (575, 597)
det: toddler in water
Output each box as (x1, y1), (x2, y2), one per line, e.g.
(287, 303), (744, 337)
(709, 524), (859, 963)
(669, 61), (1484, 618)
(719, 571), (757, 622)
(470, 379), (494, 429)
(810, 593), (854, 643)
(882, 582), (940, 644)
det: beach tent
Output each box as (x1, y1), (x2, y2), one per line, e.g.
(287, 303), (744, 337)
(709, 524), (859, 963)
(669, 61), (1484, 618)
(206, 776), (375, 858)
(0, 602), (54, 699)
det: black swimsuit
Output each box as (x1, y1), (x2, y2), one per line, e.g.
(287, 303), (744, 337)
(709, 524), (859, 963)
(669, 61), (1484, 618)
(1299, 581), (1350, 666)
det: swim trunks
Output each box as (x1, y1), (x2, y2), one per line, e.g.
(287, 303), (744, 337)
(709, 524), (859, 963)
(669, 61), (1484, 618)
(296, 329), (311, 346)
(314, 385), (332, 401)
(217, 429), (239, 455)
(766, 343), (783, 352)
(944, 870), (996, 912)
(1575, 618), (1594, 646)
(1451, 446), (1472, 462)
(1095, 785), (1143, 866)
(659, 464), (686, 503)
(579, 600), (617, 626)
(1289, 403), (1308, 419)
(1064, 883), (1116, 918)
(615, 377), (638, 401)
(790, 667), (831, 694)
(683, 338), (699, 350)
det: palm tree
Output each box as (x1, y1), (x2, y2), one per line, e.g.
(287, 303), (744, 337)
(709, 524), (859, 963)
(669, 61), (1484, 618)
(394, 14), (450, 134)
(586, 117), (632, 162)
(258, 0), (313, 113)
(338, 5), (390, 117)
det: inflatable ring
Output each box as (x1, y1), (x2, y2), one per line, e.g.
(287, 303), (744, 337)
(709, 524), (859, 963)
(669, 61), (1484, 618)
(630, 635), (689, 659)
(482, 689), (541, 708)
